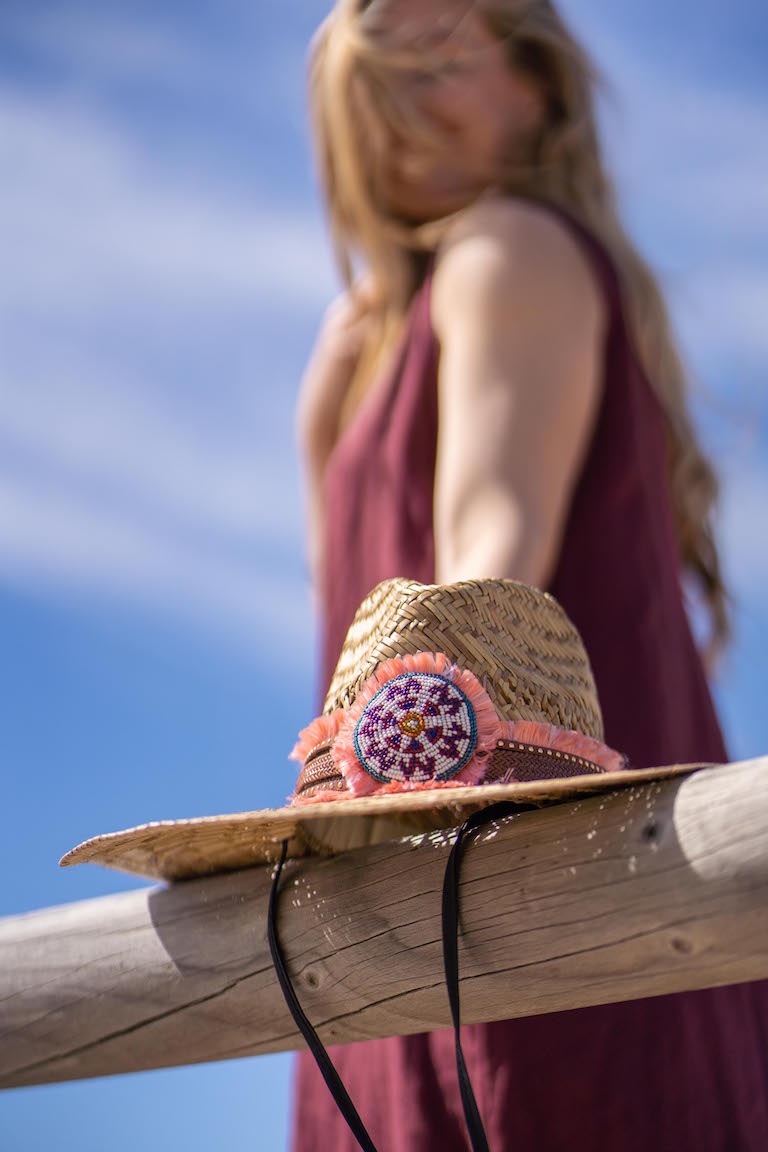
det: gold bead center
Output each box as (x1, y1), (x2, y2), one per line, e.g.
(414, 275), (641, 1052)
(399, 711), (425, 737)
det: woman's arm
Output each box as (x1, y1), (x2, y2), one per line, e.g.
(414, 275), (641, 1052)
(295, 279), (377, 608)
(430, 196), (607, 588)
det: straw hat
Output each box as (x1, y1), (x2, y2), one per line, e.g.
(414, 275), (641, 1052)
(60, 577), (710, 882)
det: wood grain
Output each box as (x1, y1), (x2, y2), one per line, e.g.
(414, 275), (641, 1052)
(2, 757), (767, 1089)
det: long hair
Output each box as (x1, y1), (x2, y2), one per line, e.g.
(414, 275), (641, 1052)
(307, 0), (730, 666)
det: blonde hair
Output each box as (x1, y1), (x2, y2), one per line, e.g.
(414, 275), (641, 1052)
(307, 0), (730, 667)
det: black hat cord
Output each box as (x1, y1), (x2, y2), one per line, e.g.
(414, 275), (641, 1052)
(267, 800), (536, 1152)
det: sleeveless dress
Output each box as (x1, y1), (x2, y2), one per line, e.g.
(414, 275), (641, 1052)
(289, 198), (768, 1151)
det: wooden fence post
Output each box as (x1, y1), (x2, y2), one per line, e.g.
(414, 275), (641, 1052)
(2, 758), (767, 1089)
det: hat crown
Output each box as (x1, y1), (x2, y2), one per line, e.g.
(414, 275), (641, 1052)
(322, 577), (604, 741)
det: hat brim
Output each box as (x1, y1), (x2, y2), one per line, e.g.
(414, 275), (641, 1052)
(59, 762), (717, 883)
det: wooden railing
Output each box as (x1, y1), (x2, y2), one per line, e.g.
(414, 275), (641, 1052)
(2, 757), (767, 1089)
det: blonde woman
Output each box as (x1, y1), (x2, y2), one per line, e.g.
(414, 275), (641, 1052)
(293, 1), (768, 1148)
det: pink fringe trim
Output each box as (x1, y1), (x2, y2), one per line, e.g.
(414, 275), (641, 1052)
(290, 788), (350, 807)
(288, 711), (342, 766)
(286, 662), (627, 806)
(499, 720), (627, 773)
(290, 776), (486, 806)
(332, 652), (502, 797)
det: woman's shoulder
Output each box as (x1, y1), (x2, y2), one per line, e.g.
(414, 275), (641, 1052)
(434, 190), (598, 264)
(431, 190), (607, 338)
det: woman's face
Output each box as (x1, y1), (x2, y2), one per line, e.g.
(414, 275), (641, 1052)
(374, 0), (546, 219)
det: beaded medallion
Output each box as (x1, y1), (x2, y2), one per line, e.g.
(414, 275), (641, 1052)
(352, 671), (478, 785)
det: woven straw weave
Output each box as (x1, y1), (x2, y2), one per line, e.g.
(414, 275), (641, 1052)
(322, 577), (604, 740)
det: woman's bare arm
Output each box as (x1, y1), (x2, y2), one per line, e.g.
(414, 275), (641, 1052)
(430, 196), (607, 588)
(295, 280), (377, 609)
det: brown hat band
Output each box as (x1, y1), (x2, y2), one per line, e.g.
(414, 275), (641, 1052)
(294, 732), (618, 802)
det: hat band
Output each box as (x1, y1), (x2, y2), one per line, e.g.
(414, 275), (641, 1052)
(293, 725), (617, 803)
(289, 653), (627, 805)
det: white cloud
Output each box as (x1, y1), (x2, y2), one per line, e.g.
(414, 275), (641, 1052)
(565, 21), (767, 365)
(720, 464), (768, 594)
(0, 362), (303, 552)
(674, 269), (768, 368)
(583, 17), (768, 236)
(0, 88), (336, 318)
(0, 470), (314, 652)
(1, 11), (766, 647)
(0, 5), (205, 82)
(0, 83), (330, 646)
(0, 0), (322, 146)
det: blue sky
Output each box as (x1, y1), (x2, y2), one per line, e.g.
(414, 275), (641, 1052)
(1, 2), (767, 1149)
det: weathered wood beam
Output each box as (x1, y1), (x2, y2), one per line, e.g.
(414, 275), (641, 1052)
(1, 758), (767, 1089)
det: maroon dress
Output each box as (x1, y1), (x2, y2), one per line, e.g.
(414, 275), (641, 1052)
(289, 198), (768, 1151)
